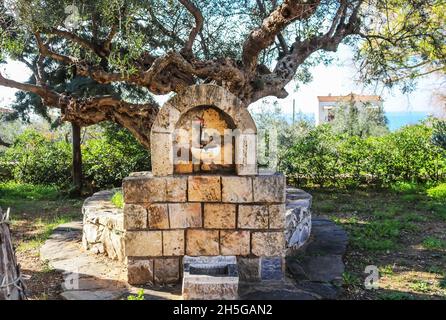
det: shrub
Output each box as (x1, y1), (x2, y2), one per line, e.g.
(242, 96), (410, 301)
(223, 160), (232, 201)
(390, 182), (420, 194)
(82, 123), (150, 189)
(426, 183), (446, 201)
(1, 125), (150, 191)
(278, 122), (446, 187)
(111, 191), (124, 209)
(1, 129), (72, 187)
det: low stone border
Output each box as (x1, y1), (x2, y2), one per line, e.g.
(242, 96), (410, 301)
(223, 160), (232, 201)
(82, 189), (124, 261)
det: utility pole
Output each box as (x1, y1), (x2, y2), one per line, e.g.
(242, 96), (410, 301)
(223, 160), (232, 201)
(292, 99), (296, 125)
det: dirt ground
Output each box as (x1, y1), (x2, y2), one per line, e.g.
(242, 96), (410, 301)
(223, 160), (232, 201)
(310, 187), (446, 300)
(1, 191), (83, 300)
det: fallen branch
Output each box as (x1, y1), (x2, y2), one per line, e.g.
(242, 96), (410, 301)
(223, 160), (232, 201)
(0, 207), (26, 300)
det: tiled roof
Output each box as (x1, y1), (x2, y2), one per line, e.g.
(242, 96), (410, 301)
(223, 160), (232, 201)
(0, 107), (14, 114)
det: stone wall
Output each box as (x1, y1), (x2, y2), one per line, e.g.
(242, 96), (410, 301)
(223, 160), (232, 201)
(82, 190), (125, 261)
(285, 188), (312, 252)
(122, 171), (287, 285)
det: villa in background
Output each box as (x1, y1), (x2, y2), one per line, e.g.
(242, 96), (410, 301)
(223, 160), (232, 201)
(316, 93), (383, 125)
(0, 107), (13, 115)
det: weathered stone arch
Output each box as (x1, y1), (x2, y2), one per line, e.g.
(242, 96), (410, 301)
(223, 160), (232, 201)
(150, 84), (257, 176)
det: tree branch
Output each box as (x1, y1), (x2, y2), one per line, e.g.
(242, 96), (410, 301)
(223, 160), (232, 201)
(178, 0), (204, 57)
(49, 28), (109, 58)
(34, 32), (78, 65)
(249, 0), (363, 102)
(0, 70), (61, 106)
(242, 0), (321, 72)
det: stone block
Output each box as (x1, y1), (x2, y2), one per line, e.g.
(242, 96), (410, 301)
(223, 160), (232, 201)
(237, 205), (268, 229)
(235, 132), (257, 175)
(220, 230), (250, 256)
(204, 203), (236, 229)
(150, 132), (174, 176)
(251, 231), (285, 257)
(83, 223), (104, 243)
(237, 257), (260, 282)
(127, 258), (154, 285)
(123, 204), (147, 230)
(122, 174), (166, 203)
(154, 258), (180, 284)
(151, 101), (181, 134)
(124, 231), (162, 257)
(188, 176), (221, 202)
(147, 204), (169, 229)
(102, 228), (125, 261)
(252, 174), (286, 203)
(260, 257), (284, 280)
(165, 176), (187, 202)
(221, 176), (253, 203)
(163, 230), (185, 256)
(169, 203), (202, 228)
(186, 229), (220, 256)
(269, 204), (286, 229)
(182, 255), (239, 300)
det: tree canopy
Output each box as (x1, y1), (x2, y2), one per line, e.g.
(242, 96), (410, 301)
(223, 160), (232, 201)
(0, 0), (444, 149)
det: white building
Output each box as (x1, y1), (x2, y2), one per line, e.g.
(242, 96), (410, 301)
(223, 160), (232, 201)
(315, 93), (383, 125)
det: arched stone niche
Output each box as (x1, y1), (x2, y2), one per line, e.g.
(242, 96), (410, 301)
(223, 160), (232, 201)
(150, 85), (257, 176)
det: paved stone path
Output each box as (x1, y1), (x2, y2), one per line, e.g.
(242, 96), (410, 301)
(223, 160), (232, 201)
(40, 217), (347, 300)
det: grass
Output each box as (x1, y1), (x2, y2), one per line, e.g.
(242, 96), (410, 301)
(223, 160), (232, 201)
(422, 237), (446, 250)
(0, 181), (84, 299)
(0, 181), (60, 201)
(111, 191), (124, 209)
(379, 265), (394, 276)
(390, 181), (421, 194)
(15, 215), (75, 253)
(342, 272), (360, 287)
(427, 183), (446, 201)
(310, 185), (446, 300)
(409, 280), (432, 293)
(0, 182), (83, 254)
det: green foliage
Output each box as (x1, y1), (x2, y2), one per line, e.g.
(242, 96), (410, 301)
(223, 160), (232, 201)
(432, 120), (446, 150)
(111, 191), (124, 209)
(0, 129), (72, 187)
(82, 123), (150, 189)
(426, 183), (446, 201)
(277, 120), (446, 188)
(127, 289), (145, 300)
(0, 181), (59, 201)
(331, 101), (389, 138)
(409, 280), (432, 293)
(390, 182), (420, 194)
(0, 125), (150, 190)
(422, 237), (446, 250)
(342, 272), (360, 287)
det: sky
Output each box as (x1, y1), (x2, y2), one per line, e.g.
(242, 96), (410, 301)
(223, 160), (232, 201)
(1, 44), (444, 116)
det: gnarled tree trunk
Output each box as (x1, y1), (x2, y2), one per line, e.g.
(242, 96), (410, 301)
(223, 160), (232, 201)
(0, 207), (26, 300)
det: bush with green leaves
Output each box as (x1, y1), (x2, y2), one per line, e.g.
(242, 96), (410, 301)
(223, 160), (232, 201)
(277, 121), (446, 187)
(426, 183), (446, 201)
(432, 119), (446, 150)
(1, 124), (150, 190)
(0, 129), (72, 187)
